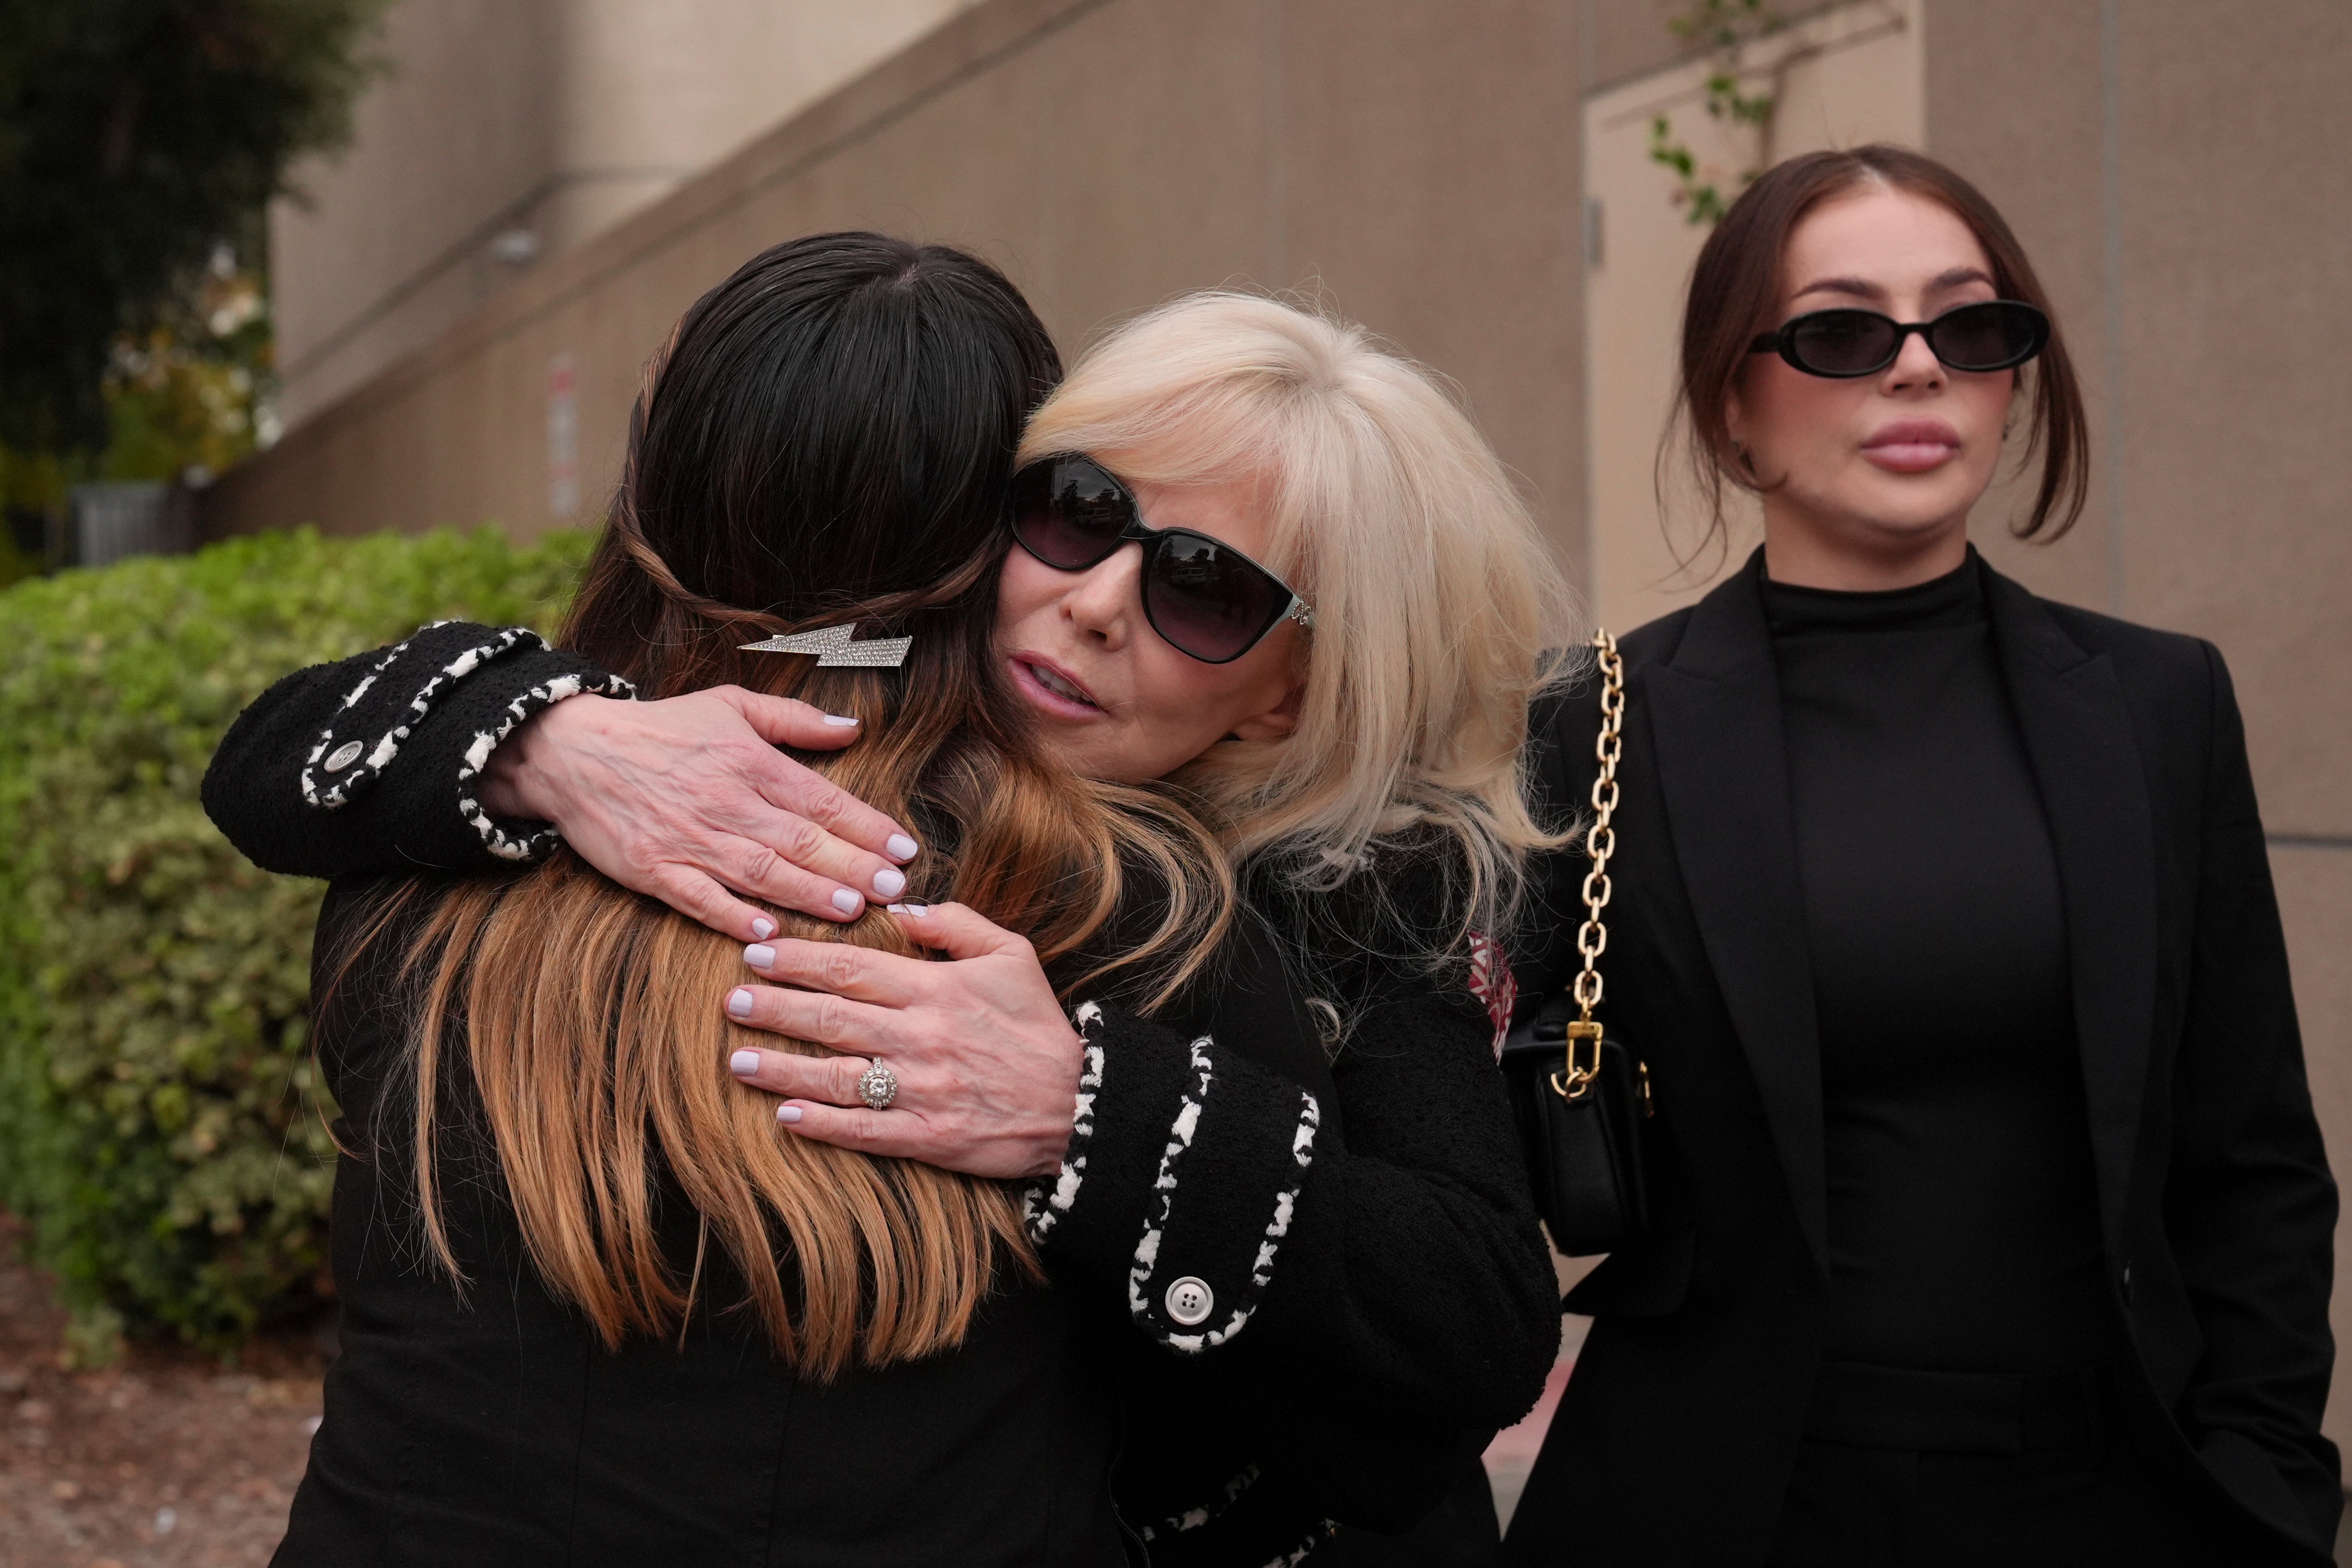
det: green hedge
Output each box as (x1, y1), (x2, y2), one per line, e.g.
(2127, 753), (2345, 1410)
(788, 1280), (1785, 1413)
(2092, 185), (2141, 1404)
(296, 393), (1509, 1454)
(0, 525), (590, 1358)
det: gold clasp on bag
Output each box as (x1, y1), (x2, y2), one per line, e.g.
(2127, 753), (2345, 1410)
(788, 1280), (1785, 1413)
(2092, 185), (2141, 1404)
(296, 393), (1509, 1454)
(1551, 1019), (1604, 1102)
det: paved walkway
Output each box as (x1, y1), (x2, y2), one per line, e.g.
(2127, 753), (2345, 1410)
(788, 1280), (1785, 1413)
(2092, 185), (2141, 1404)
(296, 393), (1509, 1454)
(0, 1215), (326, 1568)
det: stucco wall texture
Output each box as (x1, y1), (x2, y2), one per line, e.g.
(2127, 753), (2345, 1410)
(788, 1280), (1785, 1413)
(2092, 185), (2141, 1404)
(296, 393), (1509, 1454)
(269, 0), (988, 427)
(209, 0), (2352, 1446)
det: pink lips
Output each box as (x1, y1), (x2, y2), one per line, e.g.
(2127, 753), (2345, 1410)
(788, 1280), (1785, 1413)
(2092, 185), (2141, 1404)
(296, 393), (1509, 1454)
(1861, 419), (1962, 474)
(1007, 652), (1103, 719)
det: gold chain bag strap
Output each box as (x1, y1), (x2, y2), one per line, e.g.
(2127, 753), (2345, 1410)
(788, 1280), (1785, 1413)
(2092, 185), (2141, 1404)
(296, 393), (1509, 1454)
(1499, 628), (1654, 1256)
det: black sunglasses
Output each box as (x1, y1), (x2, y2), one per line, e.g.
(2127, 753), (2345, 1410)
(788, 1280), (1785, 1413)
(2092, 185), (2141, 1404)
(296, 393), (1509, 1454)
(1748, 299), (2049, 379)
(1008, 454), (1314, 665)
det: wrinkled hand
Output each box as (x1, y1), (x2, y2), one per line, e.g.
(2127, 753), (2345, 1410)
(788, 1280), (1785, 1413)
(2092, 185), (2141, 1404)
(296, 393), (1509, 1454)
(479, 688), (920, 940)
(721, 903), (1085, 1180)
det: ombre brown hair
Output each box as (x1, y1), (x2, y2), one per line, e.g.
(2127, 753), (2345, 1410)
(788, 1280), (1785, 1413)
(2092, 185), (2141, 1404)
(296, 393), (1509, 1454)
(343, 234), (1232, 1379)
(1674, 144), (2090, 551)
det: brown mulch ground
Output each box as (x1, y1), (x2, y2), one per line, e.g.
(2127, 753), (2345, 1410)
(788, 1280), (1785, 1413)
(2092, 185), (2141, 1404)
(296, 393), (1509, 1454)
(0, 1214), (326, 1568)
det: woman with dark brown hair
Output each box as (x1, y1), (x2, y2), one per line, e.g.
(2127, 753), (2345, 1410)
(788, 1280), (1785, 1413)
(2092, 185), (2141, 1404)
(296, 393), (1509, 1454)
(258, 233), (1212, 1565)
(1502, 146), (2337, 1566)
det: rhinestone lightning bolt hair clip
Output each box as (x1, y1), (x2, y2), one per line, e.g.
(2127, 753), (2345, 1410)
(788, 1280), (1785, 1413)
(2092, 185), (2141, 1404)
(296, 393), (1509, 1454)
(739, 624), (914, 667)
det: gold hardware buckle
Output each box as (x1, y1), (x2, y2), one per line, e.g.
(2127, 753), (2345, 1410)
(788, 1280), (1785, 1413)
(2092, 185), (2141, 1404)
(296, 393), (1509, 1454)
(1549, 1019), (1604, 1102)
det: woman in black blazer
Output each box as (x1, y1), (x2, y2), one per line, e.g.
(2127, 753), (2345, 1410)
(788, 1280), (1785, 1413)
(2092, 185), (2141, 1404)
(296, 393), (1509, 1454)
(1504, 147), (2337, 1567)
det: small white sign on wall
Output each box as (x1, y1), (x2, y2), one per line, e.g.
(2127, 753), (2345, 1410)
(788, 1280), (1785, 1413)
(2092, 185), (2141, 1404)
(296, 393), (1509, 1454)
(548, 353), (580, 522)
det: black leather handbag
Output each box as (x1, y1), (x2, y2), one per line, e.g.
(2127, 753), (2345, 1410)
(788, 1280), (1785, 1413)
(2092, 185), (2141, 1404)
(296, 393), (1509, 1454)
(1500, 629), (1651, 1257)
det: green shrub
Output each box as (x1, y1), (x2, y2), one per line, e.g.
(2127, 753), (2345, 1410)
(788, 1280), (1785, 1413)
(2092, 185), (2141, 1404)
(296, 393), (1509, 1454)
(0, 525), (591, 1357)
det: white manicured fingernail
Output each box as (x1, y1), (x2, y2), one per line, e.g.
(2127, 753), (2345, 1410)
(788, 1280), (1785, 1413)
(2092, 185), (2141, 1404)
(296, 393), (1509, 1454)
(744, 944), (775, 969)
(727, 988), (754, 1018)
(729, 1050), (761, 1077)
(750, 917), (776, 940)
(886, 901), (929, 917)
(830, 889), (862, 916)
(887, 834), (919, 862)
(776, 1104), (803, 1125)
(823, 714), (859, 726)
(873, 867), (906, 899)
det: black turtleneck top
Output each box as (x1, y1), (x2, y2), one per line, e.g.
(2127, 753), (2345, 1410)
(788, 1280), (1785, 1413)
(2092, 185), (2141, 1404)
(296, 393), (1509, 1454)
(1761, 551), (2111, 1374)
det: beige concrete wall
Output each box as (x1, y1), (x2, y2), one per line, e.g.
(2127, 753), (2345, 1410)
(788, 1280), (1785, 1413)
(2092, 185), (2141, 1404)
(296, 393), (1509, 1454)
(271, 0), (988, 429)
(270, 0), (562, 428)
(1586, 0), (1704, 91)
(217, 0), (1589, 561)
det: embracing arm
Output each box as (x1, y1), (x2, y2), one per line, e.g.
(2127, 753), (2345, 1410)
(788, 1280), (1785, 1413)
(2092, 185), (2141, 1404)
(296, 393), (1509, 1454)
(1041, 980), (1557, 1432)
(726, 902), (1556, 1527)
(200, 622), (920, 930)
(2163, 642), (2340, 1551)
(729, 907), (1556, 1429)
(1063, 982), (1560, 1543)
(201, 621), (634, 877)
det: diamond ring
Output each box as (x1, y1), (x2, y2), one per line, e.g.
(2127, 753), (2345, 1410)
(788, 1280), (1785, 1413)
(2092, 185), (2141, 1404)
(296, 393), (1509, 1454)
(856, 1058), (899, 1111)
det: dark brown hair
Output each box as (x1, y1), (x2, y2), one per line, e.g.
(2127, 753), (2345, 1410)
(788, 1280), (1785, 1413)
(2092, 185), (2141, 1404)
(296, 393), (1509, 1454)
(1674, 144), (2090, 550)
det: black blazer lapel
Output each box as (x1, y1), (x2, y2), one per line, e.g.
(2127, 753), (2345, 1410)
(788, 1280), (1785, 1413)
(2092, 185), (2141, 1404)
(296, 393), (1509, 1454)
(1984, 565), (2159, 1257)
(1647, 564), (1830, 1274)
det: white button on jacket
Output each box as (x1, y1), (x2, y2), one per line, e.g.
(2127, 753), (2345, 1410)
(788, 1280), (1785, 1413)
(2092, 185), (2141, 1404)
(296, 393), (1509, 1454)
(1164, 1276), (1214, 1327)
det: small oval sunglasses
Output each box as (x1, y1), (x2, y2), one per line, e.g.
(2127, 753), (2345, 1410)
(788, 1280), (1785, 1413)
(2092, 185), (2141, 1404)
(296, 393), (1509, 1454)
(1008, 454), (1314, 665)
(1749, 298), (2050, 379)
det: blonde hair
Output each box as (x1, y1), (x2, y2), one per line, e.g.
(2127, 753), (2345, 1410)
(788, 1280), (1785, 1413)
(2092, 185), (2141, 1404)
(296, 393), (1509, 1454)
(1019, 291), (1578, 947)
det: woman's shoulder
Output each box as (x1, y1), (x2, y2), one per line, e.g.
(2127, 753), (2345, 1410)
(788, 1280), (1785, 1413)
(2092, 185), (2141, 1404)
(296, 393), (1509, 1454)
(1528, 606), (1692, 736)
(1990, 573), (2236, 763)
(310, 874), (453, 1133)
(313, 874), (443, 1003)
(2021, 592), (2220, 689)
(1244, 843), (1483, 1003)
